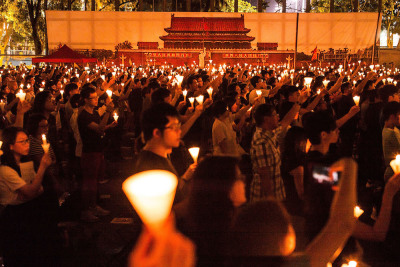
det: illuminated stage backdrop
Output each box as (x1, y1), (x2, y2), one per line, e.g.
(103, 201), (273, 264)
(46, 11), (380, 55)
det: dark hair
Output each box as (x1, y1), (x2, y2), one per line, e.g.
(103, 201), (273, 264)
(186, 75), (197, 89)
(302, 110), (336, 145)
(254, 103), (275, 127)
(141, 103), (179, 142)
(80, 84), (96, 99)
(281, 85), (299, 100)
(70, 77), (79, 84)
(340, 82), (351, 94)
(379, 84), (398, 103)
(69, 93), (82, 109)
(151, 88), (171, 105)
(65, 83), (78, 97)
(1, 126), (28, 174)
(186, 156), (239, 255)
(32, 91), (51, 114)
(282, 126), (307, 163)
(231, 199), (291, 256)
(382, 101), (400, 123)
(212, 100), (228, 118)
(250, 76), (261, 88)
(26, 113), (47, 137)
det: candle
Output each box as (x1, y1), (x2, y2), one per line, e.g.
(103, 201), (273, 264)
(323, 80), (329, 88)
(183, 89), (187, 102)
(188, 97), (195, 107)
(106, 90), (112, 98)
(60, 90), (64, 99)
(20, 84), (24, 89)
(113, 112), (119, 121)
(304, 77), (313, 88)
(382, 78), (386, 84)
(207, 87), (213, 99)
(387, 78), (393, 84)
(41, 134), (50, 153)
(256, 90), (262, 97)
(188, 147), (200, 163)
(317, 89), (321, 95)
(390, 154), (400, 174)
(354, 206), (364, 218)
(195, 95), (204, 105)
(176, 75), (184, 86)
(122, 170), (178, 233)
(16, 89), (26, 101)
(101, 75), (105, 80)
(0, 141), (2, 156)
(353, 96), (360, 106)
(394, 81), (398, 86)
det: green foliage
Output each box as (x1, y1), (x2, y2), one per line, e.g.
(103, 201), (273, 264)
(221, 0), (257, 12)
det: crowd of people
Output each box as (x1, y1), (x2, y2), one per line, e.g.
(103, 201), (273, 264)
(0, 61), (400, 266)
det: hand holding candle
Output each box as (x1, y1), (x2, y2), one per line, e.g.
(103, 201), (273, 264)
(122, 170), (178, 233)
(41, 134), (50, 153)
(188, 147), (200, 163)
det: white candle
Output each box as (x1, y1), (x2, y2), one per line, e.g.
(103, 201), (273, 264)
(60, 90), (64, 99)
(41, 134), (50, 153)
(106, 90), (113, 98)
(390, 154), (400, 174)
(207, 87), (213, 99)
(323, 80), (329, 88)
(16, 89), (26, 101)
(188, 97), (195, 107)
(183, 89), (187, 102)
(354, 206), (364, 218)
(304, 77), (313, 88)
(195, 95), (204, 105)
(317, 89), (321, 95)
(122, 170), (178, 233)
(113, 112), (119, 121)
(176, 75), (184, 86)
(188, 147), (200, 163)
(353, 96), (360, 106)
(256, 90), (262, 97)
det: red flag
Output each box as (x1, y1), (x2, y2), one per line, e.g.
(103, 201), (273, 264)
(311, 46), (318, 61)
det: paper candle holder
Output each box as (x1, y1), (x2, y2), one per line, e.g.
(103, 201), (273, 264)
(122, 170), (178, 232)
(196, 95), (204, 105)
(188, 147), (200, 163)
(390, 155), (400, 174)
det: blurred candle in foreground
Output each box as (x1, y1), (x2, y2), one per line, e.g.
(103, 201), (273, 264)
(122, 170), (178, 233)
(188, 147), (200, 163)
(390, 154), (400, 174)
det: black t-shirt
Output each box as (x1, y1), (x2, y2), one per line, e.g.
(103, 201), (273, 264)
(304, 150), (336, 243)
(78, 109), (104, 153)
(133, 150), (178, 176)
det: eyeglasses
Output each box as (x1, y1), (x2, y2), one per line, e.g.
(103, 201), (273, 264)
(164, 122), (182, 131)
(15, 139), (30, 145)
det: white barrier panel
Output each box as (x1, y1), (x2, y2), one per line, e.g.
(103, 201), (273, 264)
(46, 11), (380, 54)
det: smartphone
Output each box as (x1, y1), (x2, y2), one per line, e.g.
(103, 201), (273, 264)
(312, 164), (340, 187)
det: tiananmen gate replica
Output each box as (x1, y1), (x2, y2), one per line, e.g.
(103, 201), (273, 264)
(116, 14), (294, 67)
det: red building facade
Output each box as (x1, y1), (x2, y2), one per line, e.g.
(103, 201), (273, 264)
(160, 14), (255, 50)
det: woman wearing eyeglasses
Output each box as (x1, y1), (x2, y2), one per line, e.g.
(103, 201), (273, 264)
(0, 126), (60, 266)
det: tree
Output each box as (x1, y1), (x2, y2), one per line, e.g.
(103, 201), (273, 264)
(222, 0), (256, 12)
